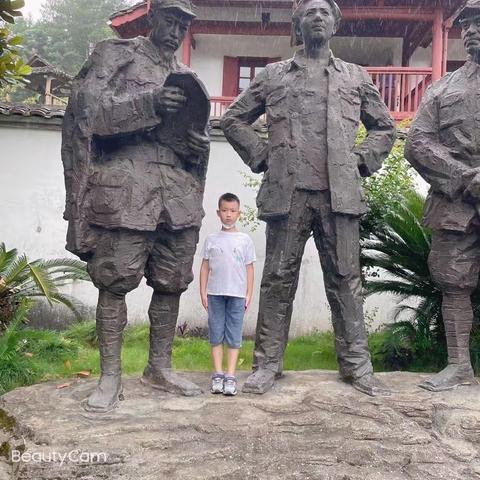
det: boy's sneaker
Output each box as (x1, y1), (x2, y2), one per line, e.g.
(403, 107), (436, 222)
(211, 373), (224, 394)
(223, 376), (238, 396)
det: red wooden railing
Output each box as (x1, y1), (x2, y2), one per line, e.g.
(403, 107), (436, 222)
(211, 67), (433, 122)
(210, 96), (233, 118)
(367, 67), (432, 121)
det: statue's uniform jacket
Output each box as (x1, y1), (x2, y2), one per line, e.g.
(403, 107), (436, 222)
(62, 36), (208, 261)
(221, 51), (396, 220)
(406, 60), (480, 233)
(406, 60), (480, 292)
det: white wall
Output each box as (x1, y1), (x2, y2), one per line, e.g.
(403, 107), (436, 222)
(0, 121), (398, 335)
(191, 35), (404, 97)
(190, 34), (294, 97)
(190, 31), (467, 99)
(410, 38), (467, 68)
(196, 6), (292, 23)
(330, 37), (403, 67)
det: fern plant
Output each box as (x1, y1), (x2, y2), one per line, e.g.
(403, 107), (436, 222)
(0, 243), (90, 331)
(361, 190), (447, 369)
(0, 298), (38, 394)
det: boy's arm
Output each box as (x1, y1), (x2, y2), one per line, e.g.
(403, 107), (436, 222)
(245, 263), (254, 310)
(199, 259), (209, 310)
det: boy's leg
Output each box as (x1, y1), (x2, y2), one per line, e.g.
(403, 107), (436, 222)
(208, 295), (227, 370)
(211, 344), (224, 374)
(208, 295), (227, 393)
(224, 296), (246, 386)
(226, 348), (241, 377)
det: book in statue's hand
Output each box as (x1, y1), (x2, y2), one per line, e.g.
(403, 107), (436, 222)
(156, 71), (210, 159)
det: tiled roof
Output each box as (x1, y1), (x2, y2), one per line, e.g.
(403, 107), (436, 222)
(0, 103), (65, 119)
(110, 0), (146, 20)
(28, 54), (73, 83)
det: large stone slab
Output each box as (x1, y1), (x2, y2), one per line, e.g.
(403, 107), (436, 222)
(1, 371), (480, 479)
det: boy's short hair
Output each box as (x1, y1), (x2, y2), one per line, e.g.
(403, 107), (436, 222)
(218, 193), (240, 208)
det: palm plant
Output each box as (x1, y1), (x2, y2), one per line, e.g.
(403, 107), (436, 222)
(0, 243), (90, 331)
(361, 190), (448, 369)
(0, 297), (39, 394)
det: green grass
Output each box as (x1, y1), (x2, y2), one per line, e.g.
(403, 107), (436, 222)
(0, 321), (441, 395)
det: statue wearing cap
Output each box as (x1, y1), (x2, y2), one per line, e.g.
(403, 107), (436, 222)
(405, 0), (480, 391)
(221, 0), (396, 396)
(62, 0), (210, 412)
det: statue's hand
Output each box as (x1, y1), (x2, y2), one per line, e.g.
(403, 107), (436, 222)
(186, 129), (209, 158)
(154, 86), (187, 114)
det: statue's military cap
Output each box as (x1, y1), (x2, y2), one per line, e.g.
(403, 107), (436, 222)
(150, 0), (196, 19)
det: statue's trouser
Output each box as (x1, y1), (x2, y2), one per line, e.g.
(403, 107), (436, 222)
(87, 226), (199, 405)
(253, 190), (373, 380)
(96, 290), (128, 378)
(428, 228), (480, 370)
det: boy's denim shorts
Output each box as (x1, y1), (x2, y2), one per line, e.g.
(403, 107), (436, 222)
(207, 295), (246, 349)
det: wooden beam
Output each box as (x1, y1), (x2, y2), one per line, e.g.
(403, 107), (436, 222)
(431, 7), (443, 81)
(341, 7), (435, 22)
(191, 21), (290, 36)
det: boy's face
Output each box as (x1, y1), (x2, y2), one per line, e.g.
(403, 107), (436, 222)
(217, 200), (241, 227)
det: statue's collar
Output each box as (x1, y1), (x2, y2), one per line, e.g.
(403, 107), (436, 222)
(465, 56), (480, 77)
(289, 49), (340, 72)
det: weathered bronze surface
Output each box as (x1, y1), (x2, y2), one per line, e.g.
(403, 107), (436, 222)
(62, 0), (210, 412)
(221, 0), (396, 396)
(405, 0), (480, 392)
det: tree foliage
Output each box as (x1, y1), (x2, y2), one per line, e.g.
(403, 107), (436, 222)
(361, 189), (480, 371)
(0, 0), (31, 85)
(12, 0), (131, 75)
(359, 123), (416, 238)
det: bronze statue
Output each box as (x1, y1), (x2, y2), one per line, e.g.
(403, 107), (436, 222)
(405, 0), (480, 391)
(62, 0), (210, 412)
(221, 0), (396, 396)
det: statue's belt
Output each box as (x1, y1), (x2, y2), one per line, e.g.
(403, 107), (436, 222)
(100, 142), (179, 167)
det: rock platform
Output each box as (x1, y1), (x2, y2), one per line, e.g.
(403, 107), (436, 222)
(1, 371), (480, 479)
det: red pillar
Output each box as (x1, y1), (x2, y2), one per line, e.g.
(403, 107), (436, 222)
(431, 7), (443, 82)
(182, 29), (192, 66)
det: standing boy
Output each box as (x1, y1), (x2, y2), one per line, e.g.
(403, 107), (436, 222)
(200, 193), (256, 395)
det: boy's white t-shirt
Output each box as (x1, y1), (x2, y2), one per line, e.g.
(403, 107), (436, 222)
(201, 231), (256, 298)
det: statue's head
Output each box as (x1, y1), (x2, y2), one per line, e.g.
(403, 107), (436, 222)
(148, 0), (196, 52)
(292, 0), (341, 47)
(457, 0), (480, 58)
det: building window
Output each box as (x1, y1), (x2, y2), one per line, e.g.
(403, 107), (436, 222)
(238, 58), (268, 93)
(222, 56), (280, 97)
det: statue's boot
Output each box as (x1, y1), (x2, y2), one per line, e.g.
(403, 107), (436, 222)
(419, 364), (476, 392)
(242, 368), (276, 394)
(141, 293), (202, 396)
(351, 373), (391, 397)
(85, 373), (123, 413)
(420, 293), (476, 391)
(85, 291), (126, 413)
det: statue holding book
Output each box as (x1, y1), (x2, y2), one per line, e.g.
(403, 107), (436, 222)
(61, 0), (210, 412)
